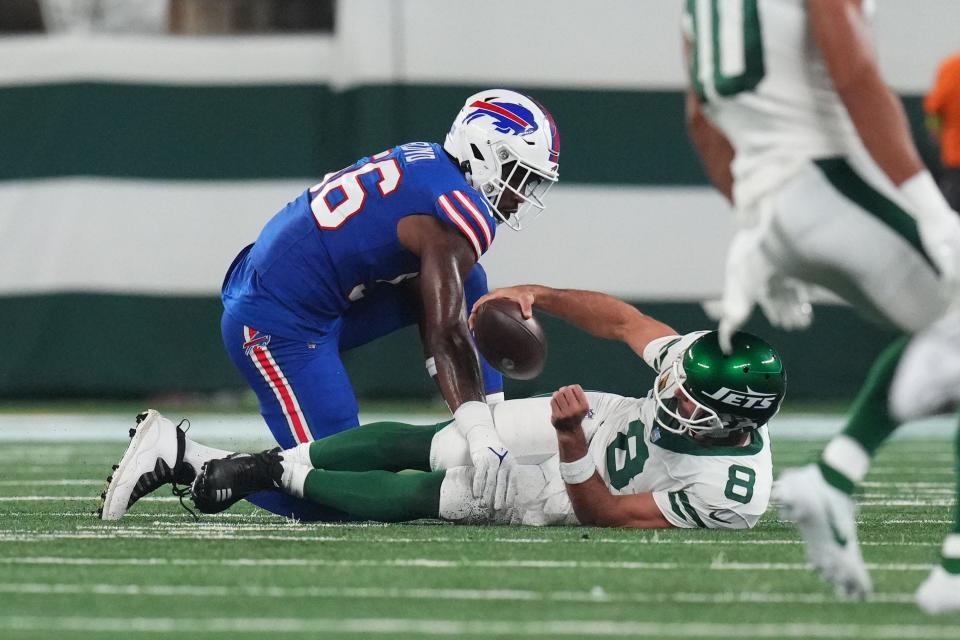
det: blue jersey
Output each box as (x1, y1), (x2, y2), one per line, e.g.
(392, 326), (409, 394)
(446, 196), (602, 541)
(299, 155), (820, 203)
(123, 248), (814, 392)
(222, 142), (498, 341)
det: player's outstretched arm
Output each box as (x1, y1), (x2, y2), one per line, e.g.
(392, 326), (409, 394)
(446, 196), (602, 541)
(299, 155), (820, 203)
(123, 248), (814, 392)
(551, 385), (673, 529)
(471, 285), (675, 360)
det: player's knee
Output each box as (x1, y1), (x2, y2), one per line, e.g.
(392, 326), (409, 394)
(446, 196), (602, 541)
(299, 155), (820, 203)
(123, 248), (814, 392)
(437, 467), (488, 524)
(429, 426), (470, 471)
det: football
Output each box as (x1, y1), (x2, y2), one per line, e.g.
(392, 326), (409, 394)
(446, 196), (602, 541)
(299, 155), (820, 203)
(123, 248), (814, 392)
(472, 298), (548, 380)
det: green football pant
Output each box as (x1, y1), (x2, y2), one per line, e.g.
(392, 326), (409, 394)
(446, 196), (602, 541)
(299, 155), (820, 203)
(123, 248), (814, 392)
(308, 420), (446, 472)
(839, 336), (909, 456)
(301, 468), (444, 522)
(297, 420), (450, 522)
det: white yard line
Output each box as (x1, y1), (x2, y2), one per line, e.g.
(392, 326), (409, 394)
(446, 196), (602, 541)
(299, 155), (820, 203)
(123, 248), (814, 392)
(0, 616), (957, 638)
(0, 582), (918, 605)
(861, 491), (956, 497)
(0, 556), (934, 572)
(0, 529), (943, 548)
(0, 495), (952, 508)
(0, 511), (335, 520)
(16, 510), (947, 524)
(0, 496), (178, 502)
(859, 500), (955, 506)
(0, 480), (103, 486)
(877, 519), (952, 524)
(860, 481), (954, 488)
(0, 478), (952, 495)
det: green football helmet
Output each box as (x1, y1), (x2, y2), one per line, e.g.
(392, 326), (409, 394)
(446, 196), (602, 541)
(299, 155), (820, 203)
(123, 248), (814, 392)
(652, 331), (786, 437)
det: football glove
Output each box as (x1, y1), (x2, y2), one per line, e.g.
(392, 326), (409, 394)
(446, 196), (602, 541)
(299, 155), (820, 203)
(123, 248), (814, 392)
(711, 225), (812, 353)
(900, 170), (960, 293)
(453, 401), (516, 509)
(918, 212), (960, 290)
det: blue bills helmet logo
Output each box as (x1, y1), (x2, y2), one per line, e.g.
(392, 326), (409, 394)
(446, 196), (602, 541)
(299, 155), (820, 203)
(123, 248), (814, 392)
(464, 100), (539, 136)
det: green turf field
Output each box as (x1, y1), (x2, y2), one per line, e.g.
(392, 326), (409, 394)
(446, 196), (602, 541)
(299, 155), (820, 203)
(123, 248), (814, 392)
(1, 418), (959, 639)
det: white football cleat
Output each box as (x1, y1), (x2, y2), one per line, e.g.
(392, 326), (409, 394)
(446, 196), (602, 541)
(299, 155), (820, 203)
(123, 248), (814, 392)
(916, 566), (960, 614)
(98, 410), (195, 520)
(890, 307), (960, 421)
(774, 464), (872, 599)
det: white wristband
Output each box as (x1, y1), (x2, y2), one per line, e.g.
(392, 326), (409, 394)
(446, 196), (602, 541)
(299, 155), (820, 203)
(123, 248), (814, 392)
(425, 357), (437, 377)
(899, 170), (953, 222)
(485, 391), (505, 405)
(453, 400), (494, 439)
(559, 454), (596, 484)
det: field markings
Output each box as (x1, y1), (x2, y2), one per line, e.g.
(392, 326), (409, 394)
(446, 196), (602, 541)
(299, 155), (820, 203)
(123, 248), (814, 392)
(0, 581), (920, 605)
(0, 495), (953, 509)
(858, 500), (955, 506)
(0, 480), (950, 488)
(14, 510), (949, 522)
(0, 556), (935, 572)
(0, 480), (104, 487)
(876, 519), (952, 524)
(1, 616), (958, 638)
(0, 528), (944, 547)
(0, 511), (346, 520)
(0, 496), (178, 502)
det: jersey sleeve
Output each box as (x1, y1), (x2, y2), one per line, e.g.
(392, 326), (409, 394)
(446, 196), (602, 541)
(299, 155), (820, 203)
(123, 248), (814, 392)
(433, 189), (498, 259)
(642, 331), (710, 373)
(652, 458), (771, 531)
(652, 486), (757, 530)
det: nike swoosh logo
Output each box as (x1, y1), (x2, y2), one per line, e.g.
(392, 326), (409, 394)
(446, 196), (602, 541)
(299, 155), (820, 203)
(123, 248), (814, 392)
(708, 510), (731, 523)
(488, 447), (508, 464)
(825, 505), (848, 547)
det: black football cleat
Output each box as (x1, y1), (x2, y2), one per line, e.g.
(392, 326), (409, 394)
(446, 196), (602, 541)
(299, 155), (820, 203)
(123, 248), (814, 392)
(99, 410), (196, 520)
(190, 448), (283, 515)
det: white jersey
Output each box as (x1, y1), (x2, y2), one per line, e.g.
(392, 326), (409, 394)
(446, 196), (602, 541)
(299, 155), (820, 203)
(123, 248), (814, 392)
(430, 333), (772, 529)
(588, 394), (771, 529)
(682, 0), (880, 210)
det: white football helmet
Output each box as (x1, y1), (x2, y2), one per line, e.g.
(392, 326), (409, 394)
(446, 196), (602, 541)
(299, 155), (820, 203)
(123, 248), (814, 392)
(444, 89), (560, 230)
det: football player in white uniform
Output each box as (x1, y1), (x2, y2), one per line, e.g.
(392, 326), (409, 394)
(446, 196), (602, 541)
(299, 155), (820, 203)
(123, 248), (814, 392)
(102, 285), (786, 530)
(889, 305), (960, 614)
(683, 0), (960, 603)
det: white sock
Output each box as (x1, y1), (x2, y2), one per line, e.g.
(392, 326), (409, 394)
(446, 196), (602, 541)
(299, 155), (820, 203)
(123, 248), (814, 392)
(943, 534), (960, 559)
(284, 442), (314, 467)
(183, 438), (233, 472)
(822, 435), (871, 484)
(280, 460), (311, 498)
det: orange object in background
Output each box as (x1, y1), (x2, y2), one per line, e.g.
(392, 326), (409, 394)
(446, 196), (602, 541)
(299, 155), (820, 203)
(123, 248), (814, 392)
(926, 53), (960, 169)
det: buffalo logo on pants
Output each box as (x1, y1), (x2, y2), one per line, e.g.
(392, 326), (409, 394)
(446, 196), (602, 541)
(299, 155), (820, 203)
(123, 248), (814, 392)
(242, 330), (271, 356)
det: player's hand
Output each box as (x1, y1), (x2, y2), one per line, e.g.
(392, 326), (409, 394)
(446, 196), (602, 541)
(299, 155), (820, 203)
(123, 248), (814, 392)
(550, 384), (590, 432)
(713, 226), (812, 353)
(758, 275), (813, 331)
(463, 423), (516, 507)
(714, 226), (769, 353)
(469, 286), (536, 330)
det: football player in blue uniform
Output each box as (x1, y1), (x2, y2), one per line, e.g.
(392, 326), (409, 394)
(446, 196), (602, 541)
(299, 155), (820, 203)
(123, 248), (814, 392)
(99, 89), (561, 521)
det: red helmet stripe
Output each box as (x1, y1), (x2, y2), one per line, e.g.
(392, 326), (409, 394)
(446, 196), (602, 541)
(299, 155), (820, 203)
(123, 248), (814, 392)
(469, 100), (530, 128)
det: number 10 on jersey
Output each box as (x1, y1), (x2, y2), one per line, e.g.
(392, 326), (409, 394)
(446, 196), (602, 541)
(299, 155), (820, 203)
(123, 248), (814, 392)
(686, 0), (765, 102)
